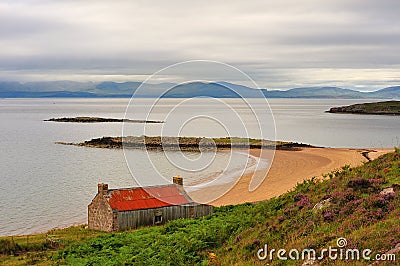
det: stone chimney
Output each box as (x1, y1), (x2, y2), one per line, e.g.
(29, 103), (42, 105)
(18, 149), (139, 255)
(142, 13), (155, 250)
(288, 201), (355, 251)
(173, 175), (183, 186)
(98, 183), (108, 195)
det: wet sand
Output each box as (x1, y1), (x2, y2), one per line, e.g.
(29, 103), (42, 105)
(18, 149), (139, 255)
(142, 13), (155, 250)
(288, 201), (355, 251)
(189, 147), (393, 206)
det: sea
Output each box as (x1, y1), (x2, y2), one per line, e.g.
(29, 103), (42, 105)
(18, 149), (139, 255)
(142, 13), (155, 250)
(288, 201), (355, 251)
(0, 98), (399, 236)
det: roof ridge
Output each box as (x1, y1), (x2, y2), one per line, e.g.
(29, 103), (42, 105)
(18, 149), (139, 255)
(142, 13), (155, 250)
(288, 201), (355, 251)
(108, 183), (179, 192)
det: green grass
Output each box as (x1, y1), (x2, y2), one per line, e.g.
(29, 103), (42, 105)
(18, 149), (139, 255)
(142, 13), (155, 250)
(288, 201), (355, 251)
(0, 226), (107, 265)
(213, 137), (262, 144)
(2, 150), (399, 265)
(353, 101), (400, 112)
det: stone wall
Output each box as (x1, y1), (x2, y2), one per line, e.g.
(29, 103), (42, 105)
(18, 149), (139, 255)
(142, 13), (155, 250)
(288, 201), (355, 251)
(88, 193), (115, 231)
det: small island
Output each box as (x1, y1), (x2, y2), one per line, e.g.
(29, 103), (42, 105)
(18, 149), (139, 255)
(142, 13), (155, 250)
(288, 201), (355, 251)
(44, 116), (164, 123)
(56, 136), (314, 151)
(327, 100), (400, 115)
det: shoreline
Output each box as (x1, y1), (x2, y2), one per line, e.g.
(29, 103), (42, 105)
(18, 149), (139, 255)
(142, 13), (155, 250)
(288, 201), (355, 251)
(185, 150), (267, 190)
(188, 147), (394, 206)
(2, 147), (394, 237)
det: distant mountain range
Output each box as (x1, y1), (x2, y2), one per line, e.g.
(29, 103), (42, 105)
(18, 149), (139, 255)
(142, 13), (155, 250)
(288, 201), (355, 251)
(0, 81), (399, 99)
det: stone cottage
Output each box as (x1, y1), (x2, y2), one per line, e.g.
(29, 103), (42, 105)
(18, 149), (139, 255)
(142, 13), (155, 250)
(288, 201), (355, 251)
(88, 176), (213, 231)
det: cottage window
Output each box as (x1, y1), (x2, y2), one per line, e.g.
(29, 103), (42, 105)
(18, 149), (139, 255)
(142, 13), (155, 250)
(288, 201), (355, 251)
(155, 214), (163, 224)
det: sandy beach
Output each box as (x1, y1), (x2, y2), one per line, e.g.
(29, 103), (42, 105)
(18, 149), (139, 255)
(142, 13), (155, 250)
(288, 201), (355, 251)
(189, 147), (393, 206)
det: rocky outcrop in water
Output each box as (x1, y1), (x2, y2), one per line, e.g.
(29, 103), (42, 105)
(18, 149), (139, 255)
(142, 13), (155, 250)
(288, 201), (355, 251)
(56, 136), (315, 151)
(44, 117), (164, 123)
(327, 101), (400, 115)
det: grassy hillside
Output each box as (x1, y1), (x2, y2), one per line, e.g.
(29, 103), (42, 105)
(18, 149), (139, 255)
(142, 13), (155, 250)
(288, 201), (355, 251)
(1, 150), (399, 265)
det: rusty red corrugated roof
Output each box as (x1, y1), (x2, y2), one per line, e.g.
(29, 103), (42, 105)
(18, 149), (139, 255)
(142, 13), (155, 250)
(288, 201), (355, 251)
(107, 185), (192, 211)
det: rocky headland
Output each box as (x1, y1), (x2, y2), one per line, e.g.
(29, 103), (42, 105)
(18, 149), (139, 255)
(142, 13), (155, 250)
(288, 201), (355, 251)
(327, 100), (400, 115)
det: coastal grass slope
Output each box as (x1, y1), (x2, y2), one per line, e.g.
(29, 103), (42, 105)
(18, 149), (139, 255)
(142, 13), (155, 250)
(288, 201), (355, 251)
(1, 149), (399, 265)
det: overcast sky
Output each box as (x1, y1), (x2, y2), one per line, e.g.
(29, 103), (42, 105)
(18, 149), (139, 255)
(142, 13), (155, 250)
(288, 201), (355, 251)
(0, 0), (399, 90)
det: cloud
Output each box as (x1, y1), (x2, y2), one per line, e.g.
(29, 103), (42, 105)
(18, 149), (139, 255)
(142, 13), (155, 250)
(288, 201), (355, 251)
(0, 0), (399, 90)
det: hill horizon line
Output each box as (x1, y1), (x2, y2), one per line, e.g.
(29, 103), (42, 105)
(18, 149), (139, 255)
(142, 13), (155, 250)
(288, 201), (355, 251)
(0, 80), (399, 99)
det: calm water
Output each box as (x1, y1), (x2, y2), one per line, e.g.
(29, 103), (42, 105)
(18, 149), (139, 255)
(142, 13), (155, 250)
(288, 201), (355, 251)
(0, 98), (399, 236)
